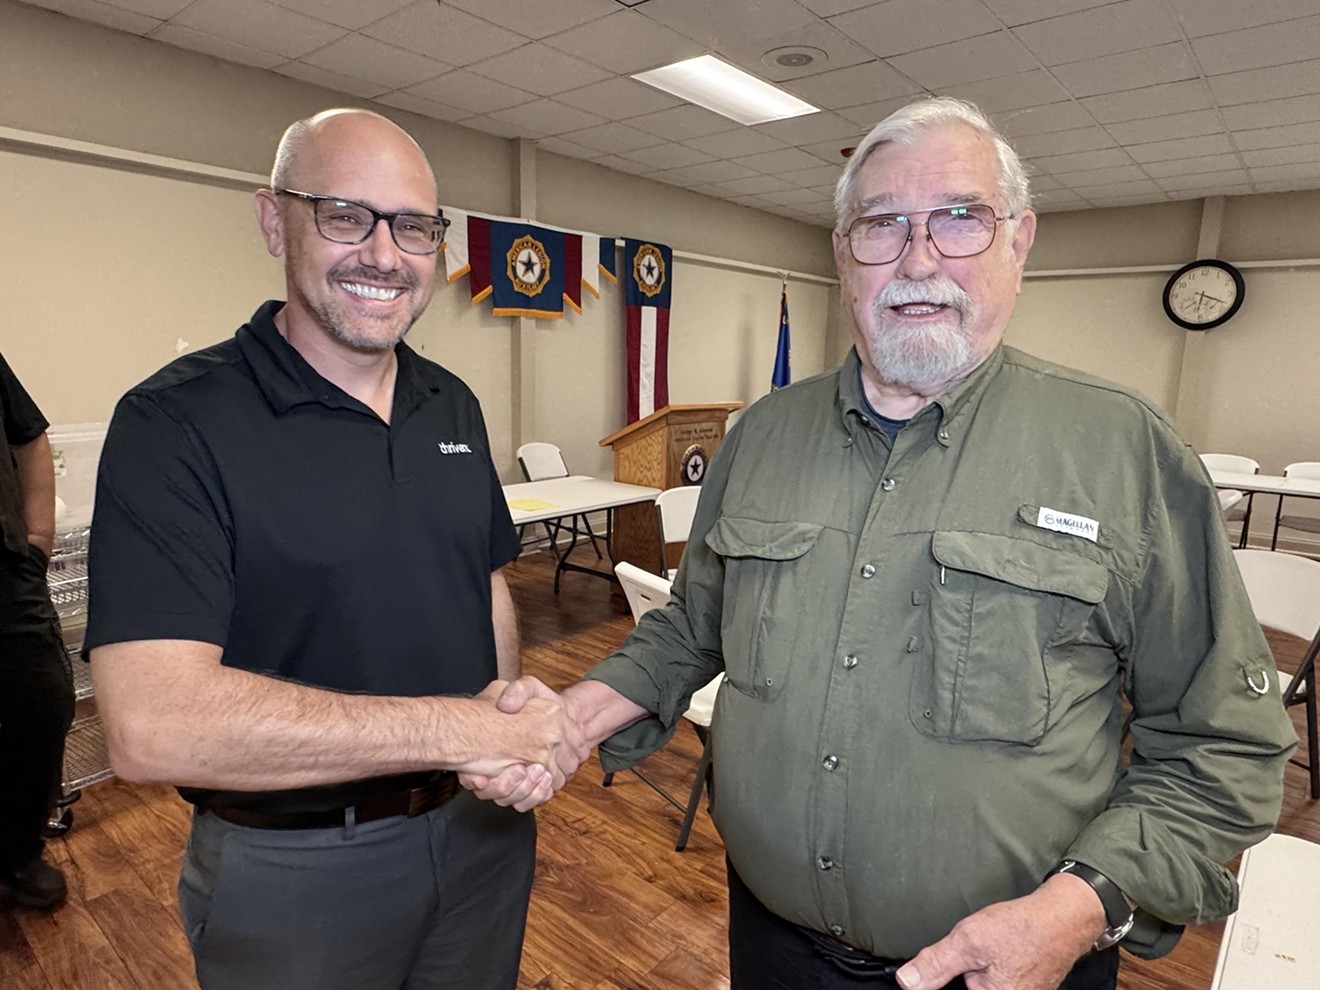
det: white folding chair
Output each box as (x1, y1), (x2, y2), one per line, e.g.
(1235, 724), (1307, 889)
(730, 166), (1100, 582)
(1232, 549), (1319, 798)
(1271, 461), (1320, 551)
(1201, 453), (1260, 548)
(654, 485), (701, 579)
(610, 561), (723, 850)
(1210, 833), (1320, 989)
(515, 441), (606, 559)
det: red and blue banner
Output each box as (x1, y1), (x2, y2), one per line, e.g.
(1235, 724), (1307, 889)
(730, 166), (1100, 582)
(468, 219), (573, 319)
(624, 238), (673, 423)
(772, 286), (791, 390)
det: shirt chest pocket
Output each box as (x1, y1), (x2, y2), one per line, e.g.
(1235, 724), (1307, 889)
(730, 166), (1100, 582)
(915, 531), (1109, 745)
(706, 516), (824, 701)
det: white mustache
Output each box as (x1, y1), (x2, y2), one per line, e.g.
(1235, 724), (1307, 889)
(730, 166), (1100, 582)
(876, 277), (970, 311)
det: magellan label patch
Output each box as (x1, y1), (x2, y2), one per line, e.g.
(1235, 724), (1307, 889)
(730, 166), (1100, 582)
(1036, 506), (1099, 542)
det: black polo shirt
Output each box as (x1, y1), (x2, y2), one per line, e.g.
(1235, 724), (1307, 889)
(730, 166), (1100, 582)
(0, 352), (50, 558)
(86, 301), (520, 814)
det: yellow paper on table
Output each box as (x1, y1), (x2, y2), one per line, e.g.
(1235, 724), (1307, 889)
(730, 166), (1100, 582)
(508, 498), (559, 511)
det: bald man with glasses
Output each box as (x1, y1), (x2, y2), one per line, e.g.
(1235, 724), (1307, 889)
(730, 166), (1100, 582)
(85, 108), (587, 990)
(472, 96), (1295, 990)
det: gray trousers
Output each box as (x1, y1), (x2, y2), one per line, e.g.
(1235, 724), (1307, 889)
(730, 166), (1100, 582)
(179, 792), (537, 990)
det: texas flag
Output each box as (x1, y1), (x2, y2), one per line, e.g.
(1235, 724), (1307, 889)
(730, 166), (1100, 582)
(623, 238), (673, 423)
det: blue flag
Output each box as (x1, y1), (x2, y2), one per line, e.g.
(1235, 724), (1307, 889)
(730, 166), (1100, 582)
(771, 288), (791, 390)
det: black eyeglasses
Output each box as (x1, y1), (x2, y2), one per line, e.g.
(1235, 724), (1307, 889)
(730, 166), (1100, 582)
(845, 203), (1014, 266)
(276, 189), (451, 255)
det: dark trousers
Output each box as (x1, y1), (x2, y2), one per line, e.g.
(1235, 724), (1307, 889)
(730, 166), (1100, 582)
(728, 861), (1120, 990)
(0, 546), (74, 873)
(179, 792), (537, 990)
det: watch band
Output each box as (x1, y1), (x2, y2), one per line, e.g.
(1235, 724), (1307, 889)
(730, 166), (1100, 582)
(1045, 860), (1135, 950)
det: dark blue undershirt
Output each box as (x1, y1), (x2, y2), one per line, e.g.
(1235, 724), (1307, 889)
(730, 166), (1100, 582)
(858, 367), (909, 442)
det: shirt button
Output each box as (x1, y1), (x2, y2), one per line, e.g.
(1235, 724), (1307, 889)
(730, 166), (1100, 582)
(938, 428), (950, 442)
(842, 654), (858, 669)
(860, 563), (876, 578)
(817, 855), (834, 871)
(830, 925), (845, 937)
(880, 478), (896, 491)
(822, 755), (839, 771)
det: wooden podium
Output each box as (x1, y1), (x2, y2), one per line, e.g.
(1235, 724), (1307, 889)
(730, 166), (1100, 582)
(600, 402), (743, 574)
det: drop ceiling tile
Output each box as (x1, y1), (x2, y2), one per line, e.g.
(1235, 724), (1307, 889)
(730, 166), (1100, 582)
(1249, 162), (1320, 183)
(781, 163), (845, 187)
(466, 43), (612, 96)
(980, 0), (1120, 27)
(1126, 133), (1234, 163)
(1142, 153), (1242, 177)
(460, 115), (544, 140)
(829, 0), (1001, 58)
(302, 34), (449, 90)
(374, 91), (473, 123)
(722, 21), (877, 83)
(837, 97), (925, 128)
(362, 1), (529, 67)
(1254, 178), (1319, 193)
(1013, 126), (1116, 157)
(542, 10), (703, 74)
(799, 0), (881, 20)
(173, 0), (345, 58)
(889, 32), (1039, 90)
(754, 112), (863, 146)
(619, 142), (715, 169)
(635, 0), (814, 51)
(1087, 193), (1170, 208)
(1106, 110), (1225, 146)
(554, 77), (680, 119)
(1029, 174), (1064, 191)
(1155, 169), (1251, 191)
(1012, 0), (1181, 66)
(1166, 0), (1318, 38)
(1049, 42), (1197, 99)
(1064, 178), (1162, 198)
(1220, 94), (1320, 130)
(534, 136), (601, 160)
(440, 0), (615, 40)
(1080, 80), (1211, 125)
(626, 105), (734, 141)
(560, 121), (664, 154)
(1057, 164), (1149, 188)
(1235, 122), (1320, 151)
(683, 128), (788, 158)
(406, 70), (534, 114)
(1166, 185), (1253, 201)
(784, 60), (923, 110)
(25, 0), (160, 33)
(591, 154), (651, 175)
(759, 188), (823, 206)
(1030, 188), (1089, 209)
(488, 99), (606, 134)
(266, 0), (413, 31)
(659, 160), (761, 184)
(148, 24), (285, 68)
(1192, 14), (1320, 77)
(102, 0), (191, 17)
(1207, 60), (1320, 106)
(712, 174), (796, 195)
(999, 102), (1096, 138)
(1028, 148), (1133, 173)
(799, 138), (858, 163)
(950, 70), (1069, 113)
(734, 147), (831, 174)
(276, 61), (389, 99)
(1241, 142), (1320, 168)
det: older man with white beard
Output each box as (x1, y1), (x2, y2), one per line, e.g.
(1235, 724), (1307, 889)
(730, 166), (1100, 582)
(470, 95), (1295, 990)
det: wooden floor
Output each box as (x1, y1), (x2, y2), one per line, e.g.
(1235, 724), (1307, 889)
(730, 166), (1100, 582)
(2, 544), (1316, 990)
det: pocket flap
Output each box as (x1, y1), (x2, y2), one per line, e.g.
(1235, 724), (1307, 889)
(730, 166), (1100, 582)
(931, 531), (1108, 604)
(706, 517), (823, 561)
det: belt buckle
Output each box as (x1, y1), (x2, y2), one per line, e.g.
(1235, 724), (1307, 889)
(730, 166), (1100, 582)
(406, 778), (442, 817)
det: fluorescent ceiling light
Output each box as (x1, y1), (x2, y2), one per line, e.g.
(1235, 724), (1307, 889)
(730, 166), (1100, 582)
(632, 55), (819, 126)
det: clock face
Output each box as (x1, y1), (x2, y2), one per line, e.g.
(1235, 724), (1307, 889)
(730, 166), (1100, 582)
(1163, 260), (1245, 330)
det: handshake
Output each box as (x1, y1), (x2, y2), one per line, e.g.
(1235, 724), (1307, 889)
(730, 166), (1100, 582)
(457, 676), (594, 813)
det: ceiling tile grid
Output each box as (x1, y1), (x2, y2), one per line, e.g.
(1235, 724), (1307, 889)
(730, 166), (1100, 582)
(27, 0), (1320, 226)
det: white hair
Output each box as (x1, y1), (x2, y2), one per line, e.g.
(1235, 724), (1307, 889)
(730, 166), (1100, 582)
(833, 96), (1031, 230)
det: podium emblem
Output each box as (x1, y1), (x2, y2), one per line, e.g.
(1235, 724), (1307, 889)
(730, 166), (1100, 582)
(680, 444), (707, 485)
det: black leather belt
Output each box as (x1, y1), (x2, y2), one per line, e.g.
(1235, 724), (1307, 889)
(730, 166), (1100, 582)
(206, 772), (460, 830)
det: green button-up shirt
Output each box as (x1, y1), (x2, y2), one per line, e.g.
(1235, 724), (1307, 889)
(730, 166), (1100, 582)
(587, 345), (1294, 959)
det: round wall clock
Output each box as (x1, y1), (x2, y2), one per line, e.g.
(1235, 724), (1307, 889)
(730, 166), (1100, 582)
(1162, 259), (1245, 331)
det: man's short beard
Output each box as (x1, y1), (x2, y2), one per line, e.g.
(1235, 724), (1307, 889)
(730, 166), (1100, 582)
(863, 276), (977, 393)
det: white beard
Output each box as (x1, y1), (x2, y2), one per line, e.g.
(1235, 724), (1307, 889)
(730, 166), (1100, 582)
(863, 276), (977, 393)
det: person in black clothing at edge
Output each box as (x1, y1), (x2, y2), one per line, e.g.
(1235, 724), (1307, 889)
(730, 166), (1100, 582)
(0, 352), (75, 911)
(84, 109), (589, 990)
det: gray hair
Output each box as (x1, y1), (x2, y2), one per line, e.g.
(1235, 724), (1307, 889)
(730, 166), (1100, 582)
(833, 96), (1031, 230)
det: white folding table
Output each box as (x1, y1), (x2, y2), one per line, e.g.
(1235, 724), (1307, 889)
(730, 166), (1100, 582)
(1209, 470), (1320, 549)
(503, 475), (661, 592)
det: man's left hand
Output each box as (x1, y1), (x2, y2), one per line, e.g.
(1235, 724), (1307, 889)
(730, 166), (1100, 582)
(895, 873), (1105, 990)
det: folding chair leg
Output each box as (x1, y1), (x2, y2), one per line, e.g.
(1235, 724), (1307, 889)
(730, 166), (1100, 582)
(1307, 671), (1318, 800)
(675, 734), (713, 852)
(602, 771), (614, 787)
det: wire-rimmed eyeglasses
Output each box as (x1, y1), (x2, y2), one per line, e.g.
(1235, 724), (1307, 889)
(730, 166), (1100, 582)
(844, 203), (1014, 266)
(276, 189), (451, 256)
